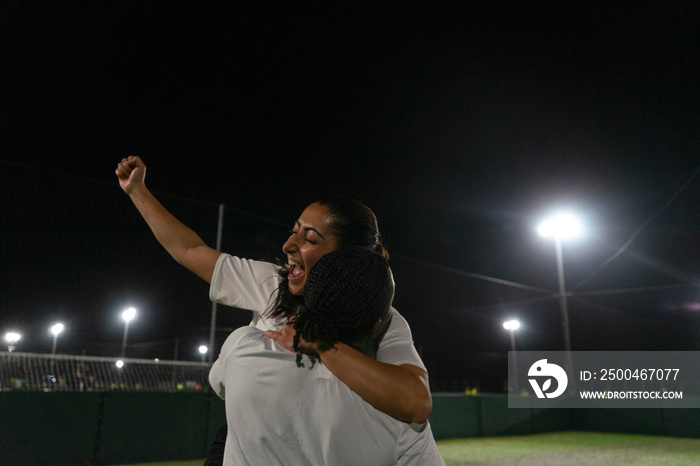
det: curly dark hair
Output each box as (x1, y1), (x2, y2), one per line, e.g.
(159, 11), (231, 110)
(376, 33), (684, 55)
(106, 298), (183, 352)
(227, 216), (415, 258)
(291, 246), (394, 358)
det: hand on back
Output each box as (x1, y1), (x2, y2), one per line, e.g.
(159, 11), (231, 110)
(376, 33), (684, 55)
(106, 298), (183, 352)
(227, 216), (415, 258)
(263, 321), (322, 356)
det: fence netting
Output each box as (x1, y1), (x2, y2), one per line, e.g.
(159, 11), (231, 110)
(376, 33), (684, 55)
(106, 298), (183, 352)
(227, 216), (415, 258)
(0, 352), (210, 392)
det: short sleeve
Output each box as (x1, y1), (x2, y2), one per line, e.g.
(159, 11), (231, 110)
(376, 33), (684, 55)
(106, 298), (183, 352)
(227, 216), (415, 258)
(209, 253), (281, 314)
(375, 309), (426, 371)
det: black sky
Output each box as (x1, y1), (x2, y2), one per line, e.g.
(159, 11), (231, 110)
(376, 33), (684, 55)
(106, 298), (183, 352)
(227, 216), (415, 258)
(2, 2), (699, 391)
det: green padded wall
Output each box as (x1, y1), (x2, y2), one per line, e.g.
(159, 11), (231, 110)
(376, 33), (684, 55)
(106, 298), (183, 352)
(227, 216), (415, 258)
(0, 392), (102, 466)
(573, 408), (666, 436)
(661, 408), (700, 438)
(94, 392), (210, 464)
(1, 392), (697, 464)
(479, 394), (534, 436)
(430, 395), (481, 439)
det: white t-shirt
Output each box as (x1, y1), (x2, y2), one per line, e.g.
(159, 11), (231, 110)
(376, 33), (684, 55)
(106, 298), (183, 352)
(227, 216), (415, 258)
(209, 326), (445, 466)
(209, 253), (426, 370)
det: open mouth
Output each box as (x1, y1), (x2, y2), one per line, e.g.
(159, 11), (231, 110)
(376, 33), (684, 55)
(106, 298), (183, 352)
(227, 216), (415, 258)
(288, 259), (305, 281)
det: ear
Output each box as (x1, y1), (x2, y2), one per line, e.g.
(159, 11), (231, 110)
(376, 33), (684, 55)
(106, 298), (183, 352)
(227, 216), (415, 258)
(370, 319), (383, 336)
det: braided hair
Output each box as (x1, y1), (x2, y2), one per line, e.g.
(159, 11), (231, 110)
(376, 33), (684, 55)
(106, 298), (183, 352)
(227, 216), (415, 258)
(291, 246), (394, 360)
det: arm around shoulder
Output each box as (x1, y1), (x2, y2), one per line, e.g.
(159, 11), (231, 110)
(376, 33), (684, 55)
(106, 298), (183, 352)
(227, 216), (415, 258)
(323, 310), (433, 423)
(263, 315), (433, 423)
(318, 343), (432, 424)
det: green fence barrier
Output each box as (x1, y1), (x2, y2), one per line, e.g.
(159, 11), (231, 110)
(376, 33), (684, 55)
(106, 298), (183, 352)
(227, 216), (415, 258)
(0, 391), (101, 466)
(1, 392), (697, 465)
(478, 394), (537, 436)
(661, 407), (700, 438)
(430, 394), (482, 439)
(95, 392), (210, 464)
(429, 394), (574, 440)
(572, 408), (665, 437)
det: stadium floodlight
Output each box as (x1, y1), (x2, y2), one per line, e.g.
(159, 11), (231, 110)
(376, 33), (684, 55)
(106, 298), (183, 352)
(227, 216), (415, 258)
(538, 211), (583, 394)
(198, 345), (208, 362)
(4, 332), (21, 343)
(503, 319), (520, 393)
(4, 331), (21, 352)
(537, 212), (582, 240)
(122, 307), (137, 323)
(120, 307), (137, 358)
(50, 322), (65, 356)
(503, 320), (520, 331)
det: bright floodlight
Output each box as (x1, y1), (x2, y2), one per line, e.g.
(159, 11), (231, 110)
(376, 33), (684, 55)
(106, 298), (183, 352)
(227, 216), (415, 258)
(50, 323), (65, 356)
(116, 360), (124, 369)
(122, 307), (137, 323)
(503, 320), (520, 331)
(537, 213), (582, 239)
(4, 332), (21, 343)
(198, 345), (208, 362)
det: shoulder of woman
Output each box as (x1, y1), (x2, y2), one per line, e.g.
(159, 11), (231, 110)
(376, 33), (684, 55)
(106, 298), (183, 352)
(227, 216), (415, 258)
(388, 307), (409, 327)
(217, 253), (281, 273)
(219, 326), (264, 359)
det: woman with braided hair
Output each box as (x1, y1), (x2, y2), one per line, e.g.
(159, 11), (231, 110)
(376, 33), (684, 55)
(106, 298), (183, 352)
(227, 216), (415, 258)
(290, 245), (395, 360)
(209, 246), (444, 465)
(116, 155), (431, 426)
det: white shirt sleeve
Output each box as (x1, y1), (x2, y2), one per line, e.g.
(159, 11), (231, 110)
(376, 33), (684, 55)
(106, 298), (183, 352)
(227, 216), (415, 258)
(375, 309), (427, 371)
(209, 253), (284, 330)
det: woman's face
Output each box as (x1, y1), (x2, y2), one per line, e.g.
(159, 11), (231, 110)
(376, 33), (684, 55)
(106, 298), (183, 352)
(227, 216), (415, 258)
(282, 203), (339, 296)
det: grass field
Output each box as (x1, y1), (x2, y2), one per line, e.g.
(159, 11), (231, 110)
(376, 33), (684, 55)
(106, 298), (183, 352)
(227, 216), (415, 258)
(437, 432), (700, 465)
(113, 431), (700, 465)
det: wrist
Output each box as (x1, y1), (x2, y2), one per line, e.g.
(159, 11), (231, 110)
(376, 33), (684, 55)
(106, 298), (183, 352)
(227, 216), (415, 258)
(127, 183), (149, 199)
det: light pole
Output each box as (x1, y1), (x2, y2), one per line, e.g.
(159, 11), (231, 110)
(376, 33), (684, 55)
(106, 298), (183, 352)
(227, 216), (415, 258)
(198, 345), (208, 362)
(120, 307), (137, 358)
(503, 320), (520, 394)
(50, 323), (65, 356)
(4, 332), (21, 352)
(538, 212), (581, 392)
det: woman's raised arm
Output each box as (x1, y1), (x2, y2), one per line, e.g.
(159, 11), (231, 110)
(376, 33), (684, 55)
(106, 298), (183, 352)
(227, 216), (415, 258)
(116, 156), (222, 283)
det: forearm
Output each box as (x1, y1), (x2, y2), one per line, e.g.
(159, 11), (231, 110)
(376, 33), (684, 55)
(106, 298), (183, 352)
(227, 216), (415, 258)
(318, 342), (432, 424)
(128, 185), (218, 282)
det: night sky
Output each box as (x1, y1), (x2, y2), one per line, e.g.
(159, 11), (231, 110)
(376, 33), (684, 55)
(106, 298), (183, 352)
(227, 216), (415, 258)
(2, 2), (699, 391)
